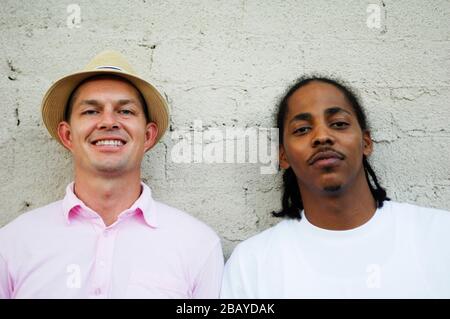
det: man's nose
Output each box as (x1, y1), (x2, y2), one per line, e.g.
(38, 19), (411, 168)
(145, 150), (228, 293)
(311, 125), (334, 147)
(97, 109), (120, 130)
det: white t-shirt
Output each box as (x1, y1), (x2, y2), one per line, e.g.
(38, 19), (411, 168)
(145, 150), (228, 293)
(221, 201), (450, 298)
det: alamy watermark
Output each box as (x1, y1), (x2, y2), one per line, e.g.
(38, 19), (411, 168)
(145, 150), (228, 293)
(66, 4), (81, 29)
(170, 120), (279, 174)
(366, 263), (382, 288)
(66, 263), (81, 289)
(366, 3), (386, 32)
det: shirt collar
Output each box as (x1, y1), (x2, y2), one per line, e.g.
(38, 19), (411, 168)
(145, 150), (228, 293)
(62, 181), (158, 228)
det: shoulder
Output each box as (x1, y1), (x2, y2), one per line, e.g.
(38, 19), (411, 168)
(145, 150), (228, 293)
(387, 200), (450, 226)
(0, 200), (63, 238)
(387, 201), (450, 241)
(0, 200), (63, 256)
(389, 202), (450, 294)
(222, 219), (292, 295)
(228, 219), (292, 263)
(153, 200), (220, 243)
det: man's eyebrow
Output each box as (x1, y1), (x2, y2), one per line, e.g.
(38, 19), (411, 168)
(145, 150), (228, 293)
(77, 99), (139, 107)
(325, 106), (352, 116)
(289, 112), (312, 124)
(117, 99), (138, 106)
(78, 99), (102, 107)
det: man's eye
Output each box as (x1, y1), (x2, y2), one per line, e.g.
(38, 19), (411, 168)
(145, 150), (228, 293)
(331, 122), (349, 129)
(293, 127), (311, 135)
(82, 110), (98, 115)
(119, 109), (133, 115)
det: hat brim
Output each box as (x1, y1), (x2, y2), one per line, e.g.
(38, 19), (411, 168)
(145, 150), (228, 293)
(41, 69), (169, 148)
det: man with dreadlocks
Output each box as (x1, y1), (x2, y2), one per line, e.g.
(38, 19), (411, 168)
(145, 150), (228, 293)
(220, 76), (450, 298)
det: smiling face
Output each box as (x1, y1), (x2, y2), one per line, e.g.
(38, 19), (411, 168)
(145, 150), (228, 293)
(279, 81), (373, 195)
(57, 77), (158, 177)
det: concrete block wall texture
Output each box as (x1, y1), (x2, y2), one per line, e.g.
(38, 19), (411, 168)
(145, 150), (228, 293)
(0, 0), (449, 258)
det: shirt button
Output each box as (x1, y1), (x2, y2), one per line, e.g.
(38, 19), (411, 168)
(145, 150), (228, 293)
(94, 288), (102, 295)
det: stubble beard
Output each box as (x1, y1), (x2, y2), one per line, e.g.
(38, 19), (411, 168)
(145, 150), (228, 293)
(321, 166), (343, 193)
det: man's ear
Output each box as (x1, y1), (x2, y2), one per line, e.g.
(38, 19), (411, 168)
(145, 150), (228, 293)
(57, 121), (74, 151)
(279, 145), (290, 169)
(144, 122), (159, 152)
(362, 130), (373, 157)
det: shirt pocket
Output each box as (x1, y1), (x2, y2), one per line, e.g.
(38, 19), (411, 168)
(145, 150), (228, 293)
(126, 270), (190, 299)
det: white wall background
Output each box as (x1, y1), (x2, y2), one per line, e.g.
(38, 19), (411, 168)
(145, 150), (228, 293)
(0, 0), (449, 258)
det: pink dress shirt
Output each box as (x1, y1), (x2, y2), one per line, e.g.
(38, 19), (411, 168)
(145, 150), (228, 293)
(0, 182), (224, 299)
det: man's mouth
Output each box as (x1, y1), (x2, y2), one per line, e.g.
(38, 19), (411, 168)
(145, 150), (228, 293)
(93, 139), (124, 146)
(91, 138), (127, 147)
(308, 150), (345, 167)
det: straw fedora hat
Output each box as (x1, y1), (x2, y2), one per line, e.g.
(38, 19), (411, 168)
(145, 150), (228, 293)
(41, 50), (169, 147)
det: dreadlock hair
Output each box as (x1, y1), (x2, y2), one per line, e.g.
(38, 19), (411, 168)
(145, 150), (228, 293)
(273, 76), (390, 219)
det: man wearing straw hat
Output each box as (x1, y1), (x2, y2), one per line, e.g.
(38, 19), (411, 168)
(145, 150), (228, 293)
(0, 51), (224, 299)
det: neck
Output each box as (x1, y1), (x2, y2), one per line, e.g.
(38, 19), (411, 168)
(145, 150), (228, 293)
(73, 169), (142, 226)
(299, 172), (377, 230)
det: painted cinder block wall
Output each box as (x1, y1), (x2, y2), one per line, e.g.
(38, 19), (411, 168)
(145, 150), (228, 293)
(1, 0), (449, 258)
